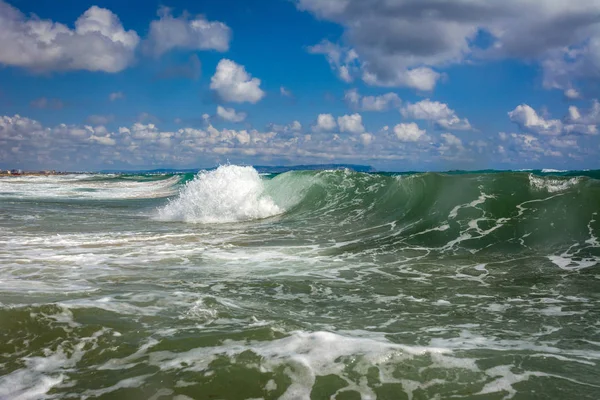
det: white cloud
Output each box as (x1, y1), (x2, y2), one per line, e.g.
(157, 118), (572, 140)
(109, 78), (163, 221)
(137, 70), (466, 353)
(308, 39), (441, 90)
(210, 59), (265, 104)
(0, 111), (595, 170)
(0, 1), (139, 73)
(401, 99), (472, 131)
(312, 114), (337, 132)
(89, 134), (116, 146)
(344, 89), (401, 111)
(280, 87), (293, 97)
(270, 120), (302, 134)
(359, 132), (373, 145)
(289, 120), (302, 132)
(363, 67), (441, 92)
(508, 104), (563, 136)
(564, 100), (600, 135)
(440, 133), (462, 147)
(109, 92), (124, 101)
(216, 106), (247, 123)
(337, 113), (365, 133)
(565, 100), (600, 125)
(393, 122), (426, 142)
(308, 41), (360, 83)
(144, 7), (231, 56)
(510, 101), (599, 137)
(564, 88), (581, 100)
(549, 137), (579, 148)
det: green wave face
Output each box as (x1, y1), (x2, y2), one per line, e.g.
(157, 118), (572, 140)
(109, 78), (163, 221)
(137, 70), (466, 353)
(260, 170), (599, 260)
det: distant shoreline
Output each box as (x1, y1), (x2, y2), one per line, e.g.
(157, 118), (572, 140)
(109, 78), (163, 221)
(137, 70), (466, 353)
(0, 171), (79, 177)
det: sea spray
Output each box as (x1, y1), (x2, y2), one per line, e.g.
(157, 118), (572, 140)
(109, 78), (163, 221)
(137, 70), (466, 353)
(157, 165), (282, 223)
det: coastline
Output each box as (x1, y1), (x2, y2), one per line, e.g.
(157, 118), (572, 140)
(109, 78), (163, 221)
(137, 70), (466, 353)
(0, 171), (77, 177)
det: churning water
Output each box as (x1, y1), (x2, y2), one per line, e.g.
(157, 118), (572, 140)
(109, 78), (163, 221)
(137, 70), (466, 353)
(1, 165), (600, 399)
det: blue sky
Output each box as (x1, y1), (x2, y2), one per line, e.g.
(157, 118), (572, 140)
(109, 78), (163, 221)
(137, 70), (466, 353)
(1, 0), (599, 171)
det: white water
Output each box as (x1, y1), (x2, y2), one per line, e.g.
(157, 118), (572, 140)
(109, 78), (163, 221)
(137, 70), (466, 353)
(157, 165), (283, 223)
(528, 174), (580, 193)
(0, 174), (180, 199)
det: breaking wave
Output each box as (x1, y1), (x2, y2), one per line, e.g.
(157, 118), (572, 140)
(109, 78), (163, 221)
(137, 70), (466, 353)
(155, 166), (599, 260)
(157, 165), (284, 223)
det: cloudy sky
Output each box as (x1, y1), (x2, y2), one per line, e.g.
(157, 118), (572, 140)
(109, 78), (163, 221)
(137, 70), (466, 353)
(1, 0), (600, 171)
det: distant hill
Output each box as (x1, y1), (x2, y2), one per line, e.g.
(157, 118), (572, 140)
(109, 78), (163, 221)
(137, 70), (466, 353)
(100, 164), (376, 174)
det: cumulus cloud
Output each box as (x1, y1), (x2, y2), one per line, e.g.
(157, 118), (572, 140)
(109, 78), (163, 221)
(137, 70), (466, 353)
(312, 114), (337, 132)
(269, 120), (302, 134)
(89, 134), (116, 146)
(0, 111), (593, 170)
(216, 106), (247, 123)
(509, 102), (599, 137)
(0, 1), (139, 73)
(564, 100), (600, 135)
(144, 7), (231, 56)
(210, 59), (265, 103)
(440, 133), (463, 147)
(401, 99), (472, 131)
(393, 122), (427, 142)
(344, 89), (401, 111)
(337, 113), (365, 134)
(566, 100), (600, 125)
(297, 0), (600, 92)
(564, 88), (581, 100)
(359, 132), (374, 145)
(109, 92), (124, 101)
(508, 105), (563, 136)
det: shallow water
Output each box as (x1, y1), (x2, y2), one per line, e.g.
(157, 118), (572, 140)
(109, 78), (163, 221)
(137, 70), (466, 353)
(1, 166), (599, 399)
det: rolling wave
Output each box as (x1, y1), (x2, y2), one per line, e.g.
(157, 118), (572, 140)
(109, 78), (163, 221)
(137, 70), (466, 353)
(155, 165), (599, 270)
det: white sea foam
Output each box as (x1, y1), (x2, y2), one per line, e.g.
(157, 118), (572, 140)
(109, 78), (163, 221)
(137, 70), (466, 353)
(0, 174), (180, 199)
(541, 169), (568, 173)
(0, 324), (109, 400)
(157, 165), (283, 223)
(528, 174), (580, 193)
(141, 330), (472, 399)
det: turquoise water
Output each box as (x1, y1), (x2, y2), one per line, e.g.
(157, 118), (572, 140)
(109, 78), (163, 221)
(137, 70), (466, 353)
(0, 165), (599, 399)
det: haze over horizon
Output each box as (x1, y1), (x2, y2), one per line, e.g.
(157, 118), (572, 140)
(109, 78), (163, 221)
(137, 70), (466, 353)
(1, 0), (600, 171)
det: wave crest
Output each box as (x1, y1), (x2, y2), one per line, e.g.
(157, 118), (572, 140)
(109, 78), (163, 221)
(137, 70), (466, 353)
(157, 165), (283, 223)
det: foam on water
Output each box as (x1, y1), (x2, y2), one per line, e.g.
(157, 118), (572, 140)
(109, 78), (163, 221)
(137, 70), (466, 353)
(0, 174), (180, 199)
(528, 174), (580, 193)
(2, 167), (600, 399)
(157, 165), (283, 223)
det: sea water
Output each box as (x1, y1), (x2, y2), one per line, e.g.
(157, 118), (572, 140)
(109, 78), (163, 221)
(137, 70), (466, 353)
(1, 165), (599, 399)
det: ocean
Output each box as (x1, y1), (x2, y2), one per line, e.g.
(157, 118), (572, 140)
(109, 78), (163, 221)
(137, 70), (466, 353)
(0, 165), (599, 399)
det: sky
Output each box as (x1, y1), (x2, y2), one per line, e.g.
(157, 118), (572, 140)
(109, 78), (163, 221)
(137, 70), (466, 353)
(1, 0), (600, 171)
